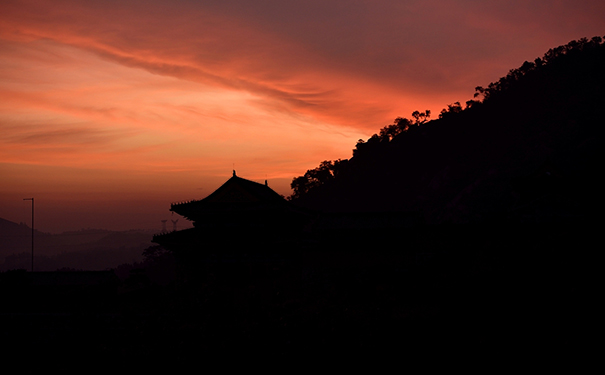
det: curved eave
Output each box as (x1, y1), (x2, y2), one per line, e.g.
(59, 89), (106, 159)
(152, 227), (197, 249)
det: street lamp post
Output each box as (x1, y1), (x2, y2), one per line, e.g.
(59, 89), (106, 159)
(23, 198), (34, 272)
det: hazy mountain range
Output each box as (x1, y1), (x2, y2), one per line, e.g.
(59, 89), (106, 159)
(0, 217), (150, 271)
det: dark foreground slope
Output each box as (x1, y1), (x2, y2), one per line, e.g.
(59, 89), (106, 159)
(2, 222), (597, 368)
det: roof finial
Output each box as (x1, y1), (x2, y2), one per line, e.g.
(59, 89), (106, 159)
(265, 179), (268, 186)
(233, 169), (236, 177)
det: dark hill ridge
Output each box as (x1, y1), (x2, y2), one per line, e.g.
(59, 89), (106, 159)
(292, 36), (605, 225)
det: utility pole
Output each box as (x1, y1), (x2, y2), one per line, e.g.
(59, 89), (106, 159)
(23, 198), (34, 272)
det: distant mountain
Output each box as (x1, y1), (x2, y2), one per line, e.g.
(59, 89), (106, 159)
(0, 217), (151, 271)
(291, 36), (605, 225)
(0, 217), (50, 254)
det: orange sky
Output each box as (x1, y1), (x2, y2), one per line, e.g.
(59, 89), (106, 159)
(1, 0), (604, 232)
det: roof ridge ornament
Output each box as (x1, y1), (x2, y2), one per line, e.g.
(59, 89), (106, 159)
(233, 169), (236, 177)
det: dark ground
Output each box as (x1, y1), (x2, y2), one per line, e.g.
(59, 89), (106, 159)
(1, 222), (597, 370)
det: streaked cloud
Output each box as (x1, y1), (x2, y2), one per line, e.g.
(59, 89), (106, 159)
(1, 0), (604, 231)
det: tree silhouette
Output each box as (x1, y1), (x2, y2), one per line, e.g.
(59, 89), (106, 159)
(411, 110), (431, 125)
(290, 159), (348, 200)
(438, 102), (462, 119)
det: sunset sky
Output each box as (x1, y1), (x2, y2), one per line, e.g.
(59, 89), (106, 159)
(1, 0), (604, 233)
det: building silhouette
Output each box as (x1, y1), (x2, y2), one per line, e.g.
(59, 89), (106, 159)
(152, 171), (310, 260)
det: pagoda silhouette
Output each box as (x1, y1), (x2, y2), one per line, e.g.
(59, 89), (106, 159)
(152, 171), (311, 260)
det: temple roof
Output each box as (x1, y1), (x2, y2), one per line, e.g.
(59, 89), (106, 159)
(170, 171), (287, 220)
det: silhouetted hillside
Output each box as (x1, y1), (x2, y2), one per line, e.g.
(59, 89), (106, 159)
(291, 36), (605, 225)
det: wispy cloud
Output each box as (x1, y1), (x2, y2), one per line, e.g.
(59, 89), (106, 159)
(1, 0), (604, 231)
